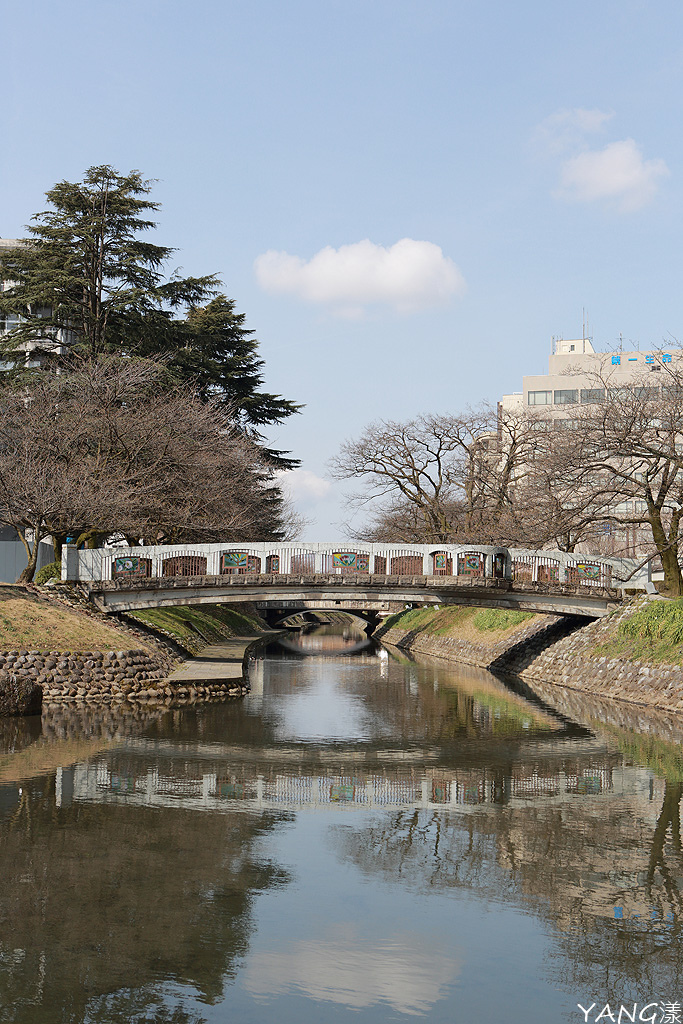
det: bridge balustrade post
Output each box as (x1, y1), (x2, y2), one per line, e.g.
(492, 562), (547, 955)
(314, 550), (323, 574)
(207, 549), (222, 576)
(422, 553), (431, 576)
(151, 550), (164, 579)
(484, 553), (493, 578)
(560, 555), (571, 584)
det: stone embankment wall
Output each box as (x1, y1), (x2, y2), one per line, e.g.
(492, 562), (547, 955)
(378, 599), (683, 716)
(0, 648), (247, 712)
(0, 583), (259, 715)
(375, 613), (579, 671)
(514, 600), (683, 714)
(512, 671), (683, 747)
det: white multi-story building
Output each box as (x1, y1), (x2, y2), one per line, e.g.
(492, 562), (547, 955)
(499, 337), (682, 558)
(500, 336), (680, 421)
(0, 238), (73, 364)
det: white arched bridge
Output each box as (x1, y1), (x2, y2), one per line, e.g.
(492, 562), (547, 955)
(62, 542), (649, 619)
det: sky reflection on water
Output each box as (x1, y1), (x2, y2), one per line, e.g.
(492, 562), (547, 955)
(0, 630), (682, 1023)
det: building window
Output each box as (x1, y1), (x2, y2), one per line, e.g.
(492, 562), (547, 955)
(0, 314), (19, 334)
(634, 387), (659, 401)
(580, 389), (605, 403)
(553, 419), (580, 430)
(554, 390), (578, 405)
(528, 390), (552, 406)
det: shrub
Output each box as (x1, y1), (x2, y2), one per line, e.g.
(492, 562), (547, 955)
(34, 561), (62, 586)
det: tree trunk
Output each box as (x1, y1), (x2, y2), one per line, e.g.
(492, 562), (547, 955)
(661, 546), (683, 596)
(649, 507), (683, 596)
(17, 537), (42, 584)
(51, 531), (68, 561)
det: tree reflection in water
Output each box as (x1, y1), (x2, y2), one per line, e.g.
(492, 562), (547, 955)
(332, 776), (683, 1006)
(3, 641), (683, 1020)
(0, 771), (290, 1024)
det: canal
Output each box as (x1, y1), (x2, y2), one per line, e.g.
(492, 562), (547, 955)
(0, 624), (682, 1023)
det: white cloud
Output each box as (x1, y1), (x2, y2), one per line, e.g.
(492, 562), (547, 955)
(556, 138), (669, 211)
(277, 468), (331, 503)
(537, 107), (613, 154)
(254, 238), (465, 315)
(537, 108), (669, 212)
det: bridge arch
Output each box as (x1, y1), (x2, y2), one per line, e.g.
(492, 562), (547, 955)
(269, 607), (379, 631)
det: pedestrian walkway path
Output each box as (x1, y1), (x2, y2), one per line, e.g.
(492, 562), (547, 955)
(168, 638), (258, 682)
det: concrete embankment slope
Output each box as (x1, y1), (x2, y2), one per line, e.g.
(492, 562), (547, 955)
(375, 605), (578, 672)
(376, 599), (683, 716)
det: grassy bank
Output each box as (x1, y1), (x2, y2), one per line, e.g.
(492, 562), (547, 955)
(0, 587), (146, 652)
(594, 599), (683, 665)
(381, 604), (536, 643)
(125, 604), (267, 654)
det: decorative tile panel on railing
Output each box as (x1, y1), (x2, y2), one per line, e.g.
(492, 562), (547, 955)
(62, 540), (648, 595)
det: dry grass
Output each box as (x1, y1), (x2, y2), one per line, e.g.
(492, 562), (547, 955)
(594, 598), (683, 664)
(384, 605), (539, 647)
(0, 597), (143, 652)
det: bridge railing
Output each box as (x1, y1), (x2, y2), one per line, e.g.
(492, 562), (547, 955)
(62, 541), (648, 591)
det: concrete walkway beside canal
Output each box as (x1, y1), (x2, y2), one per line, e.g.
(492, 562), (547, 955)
(167, 632), (282, 684)
(168, 638), (258, 683)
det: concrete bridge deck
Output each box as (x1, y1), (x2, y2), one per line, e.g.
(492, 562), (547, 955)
(83, 572), (625, 618)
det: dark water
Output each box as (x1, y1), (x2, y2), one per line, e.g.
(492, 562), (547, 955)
(1, 628), (683, 1024)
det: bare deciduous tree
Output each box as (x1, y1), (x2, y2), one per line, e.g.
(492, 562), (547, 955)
(517, 358), (683, 592)
(0, 358), (295, 582)
(330, 407), (536, 544)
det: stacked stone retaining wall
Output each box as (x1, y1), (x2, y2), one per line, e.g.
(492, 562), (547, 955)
(514, 600), (683, 714)
(0, 647), (248, 715)
(376, 613), (580, 671)
(378, 599), (683, 716)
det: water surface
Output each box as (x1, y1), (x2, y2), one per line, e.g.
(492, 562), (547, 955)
(0, 629), (682, 1023)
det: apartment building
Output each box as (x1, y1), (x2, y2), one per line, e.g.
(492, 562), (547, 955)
(0, 238), (73, 363)
(500, 336), (681, 421)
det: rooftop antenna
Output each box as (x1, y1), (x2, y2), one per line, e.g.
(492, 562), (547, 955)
(619, 332), (623, 352)
(582, 308), (587, 353)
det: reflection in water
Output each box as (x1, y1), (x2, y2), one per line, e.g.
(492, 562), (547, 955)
(0, 631), (682, 1021)
(242, 934), (462, 1014)
(277, 623), (373, 657)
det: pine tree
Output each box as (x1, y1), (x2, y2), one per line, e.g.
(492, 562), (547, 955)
(0, 166), (301, 466)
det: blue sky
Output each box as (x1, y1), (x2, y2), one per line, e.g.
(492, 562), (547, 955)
(4, 0), (682, 535)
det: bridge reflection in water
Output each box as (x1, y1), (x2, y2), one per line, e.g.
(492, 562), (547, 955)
(65, 751), (621, 816)
(2, 636), (683, 1023)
